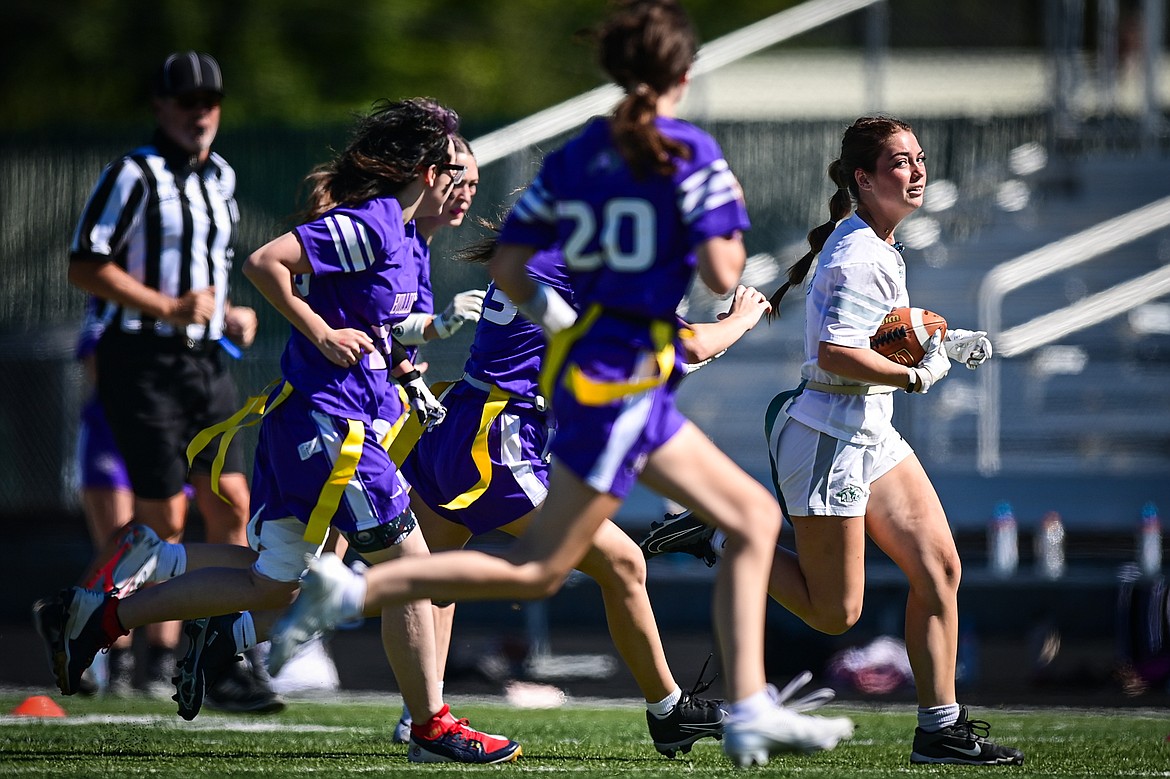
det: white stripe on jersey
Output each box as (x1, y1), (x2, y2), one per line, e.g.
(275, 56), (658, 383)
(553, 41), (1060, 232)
(510, 176), (556, 225)
(829, 284), (888, 331)
(325, 214), (372, 272)
(585, 390), (653, 494)
(678, 159), (737, 225)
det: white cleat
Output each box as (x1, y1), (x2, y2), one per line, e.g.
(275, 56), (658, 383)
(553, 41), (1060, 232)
(268, 553), (356, 677)
(723, 704), (854, 768)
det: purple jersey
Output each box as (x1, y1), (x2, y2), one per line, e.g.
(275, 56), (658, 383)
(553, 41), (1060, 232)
(463, 249), (571, 399)
(496, 116), (749, 498)
(286, 198), (417, 423)
(410, 229), (435, 316)
(400, 227), (434, 365)
(499, 116), (749, 321)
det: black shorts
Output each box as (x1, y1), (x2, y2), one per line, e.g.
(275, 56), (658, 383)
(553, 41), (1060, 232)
(95, 334), (245, 500)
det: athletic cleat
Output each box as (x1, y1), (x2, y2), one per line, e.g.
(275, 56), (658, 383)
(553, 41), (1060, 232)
(648, 691), (725, 757)
(81, 523), (165, 595)
(173, 615), (247, 721)
(723, 703), (854, 768)
(407, 705), (521, 764)
(647, 656), (725, 757)
(268, 553), (355, 677)
(770, 671), (836, 712)
(639, 510), (717, 567)
(203, 658), (285, 715)
(909, 707), (1024, 765)
(32, 588), (120, 696)
(393, 715), (413, 744)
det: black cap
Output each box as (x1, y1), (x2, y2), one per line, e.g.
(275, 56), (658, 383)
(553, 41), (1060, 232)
(154, 51), (224, 98)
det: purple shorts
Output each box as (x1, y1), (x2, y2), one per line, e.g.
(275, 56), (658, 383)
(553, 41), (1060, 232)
(77, 393), (131, 491)
(402, 381), (550, 536)
(250, 387), (412, 537)
(550, 379), (685, 500)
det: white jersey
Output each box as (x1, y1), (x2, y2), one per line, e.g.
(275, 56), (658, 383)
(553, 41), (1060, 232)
(786, 213), (908, 445)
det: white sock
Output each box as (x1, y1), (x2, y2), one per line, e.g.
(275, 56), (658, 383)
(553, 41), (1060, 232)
(151, 543), (186, 581)
(711, 530), (728, 559)
(336, 568), (367, 622)
(232, 611), (258, 653)
(727, 688), (774, 722)
(646, 686), (682, 717)
(918, 703), (960, 732)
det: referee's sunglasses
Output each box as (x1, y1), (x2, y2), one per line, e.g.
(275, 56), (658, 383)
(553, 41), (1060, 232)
(175, 92), (223, 111)
(437, 162), (467, 186)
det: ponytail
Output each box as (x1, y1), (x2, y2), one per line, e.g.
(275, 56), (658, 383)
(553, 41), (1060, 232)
(766, 160), (854, 319)
(610, 85), (689, 177)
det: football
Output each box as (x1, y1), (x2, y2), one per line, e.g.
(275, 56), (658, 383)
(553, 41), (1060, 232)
(870, 307), (948, 366)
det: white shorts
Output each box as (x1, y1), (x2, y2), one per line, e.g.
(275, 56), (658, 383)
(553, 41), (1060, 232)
(248, 514), (327, 583)
(771, 417), (912, 517)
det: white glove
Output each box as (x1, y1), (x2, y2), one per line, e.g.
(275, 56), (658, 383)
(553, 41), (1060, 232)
(400, 371), (447, 429)
(769, 671), (836, 713)
(518, 283), (578, 336)
(943, 328), (993, 370)
(906, 331), (951, 393)
(432, 289), (486, 339)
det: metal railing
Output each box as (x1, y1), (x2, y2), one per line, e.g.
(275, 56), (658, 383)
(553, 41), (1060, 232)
(975, 193), (1170, 474)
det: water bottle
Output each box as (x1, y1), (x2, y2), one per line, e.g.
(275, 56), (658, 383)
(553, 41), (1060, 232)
(1034, 511), (1065, 580)
(988, 501), (1018, 577)
(1138, 502), (1162, 577)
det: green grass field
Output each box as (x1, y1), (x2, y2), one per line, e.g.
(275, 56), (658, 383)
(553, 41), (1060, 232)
(1, 692), (1167, 777)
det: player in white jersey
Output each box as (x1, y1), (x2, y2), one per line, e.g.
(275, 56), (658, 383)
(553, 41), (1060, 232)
(644, 116), (1020, 767)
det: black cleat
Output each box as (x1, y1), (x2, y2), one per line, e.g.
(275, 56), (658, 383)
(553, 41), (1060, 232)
(639, 510), (717, 567)
(174, 615), (246, 720)
(204, 650), (284, 716)
(647, 656), (725, 757)
(910, 707), (1024, 765)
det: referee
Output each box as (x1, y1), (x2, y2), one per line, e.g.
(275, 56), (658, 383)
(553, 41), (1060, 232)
(67, 51), (277, 712)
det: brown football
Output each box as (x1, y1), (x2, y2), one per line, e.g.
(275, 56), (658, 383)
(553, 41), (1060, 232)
(870, 307), (948, 366)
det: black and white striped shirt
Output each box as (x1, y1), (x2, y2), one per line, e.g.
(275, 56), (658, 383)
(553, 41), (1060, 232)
(70, 129), (238, 342)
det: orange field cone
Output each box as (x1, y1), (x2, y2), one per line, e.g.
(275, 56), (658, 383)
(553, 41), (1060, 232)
(11, 695), (66, 718)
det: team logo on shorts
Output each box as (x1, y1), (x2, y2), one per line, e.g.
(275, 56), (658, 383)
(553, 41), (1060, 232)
(834, 485), (864, 505)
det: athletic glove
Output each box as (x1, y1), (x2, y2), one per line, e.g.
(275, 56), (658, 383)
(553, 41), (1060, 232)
(906, 331), (951, 394)
(769, 670), (836, 713)
(943, 328), (993, 370)
(518, 283), (578, 336)
(399, 370), (446, 429)
(432, 289), (486, 339)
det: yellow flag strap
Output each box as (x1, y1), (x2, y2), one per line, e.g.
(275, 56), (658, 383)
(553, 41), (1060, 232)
(185, 380), (293, 504)
(384, 380), (454, 466)
(543, 305), (678, 407)
(439, 384), (511, 511)
(303, 419), (364, 545)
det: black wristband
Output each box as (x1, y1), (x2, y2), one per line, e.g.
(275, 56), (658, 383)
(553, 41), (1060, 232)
(398, 369), (421, 385)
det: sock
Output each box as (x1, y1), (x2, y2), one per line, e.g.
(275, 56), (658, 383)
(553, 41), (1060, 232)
(411, 704), (453, 740)
(151, 543), (186, 582)
(711, 530), (728, 559)
(918, 703), (961, 732)
(104, 597), (130, 643)
(232, 611), (258, 653)
(726, 687), (774, 722)
(646, 686), (682, 717)
(336, 568), (368, 622)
